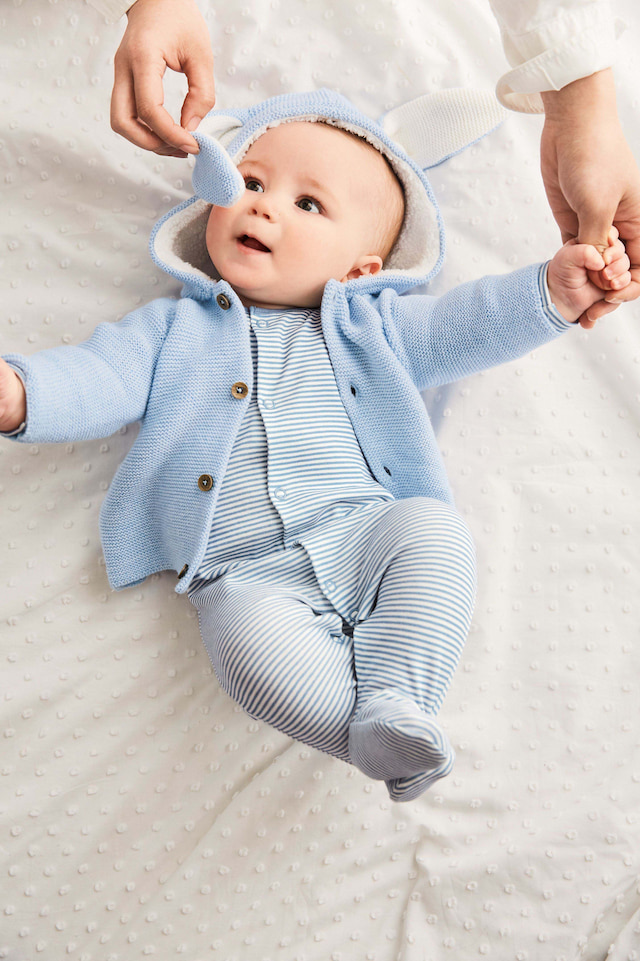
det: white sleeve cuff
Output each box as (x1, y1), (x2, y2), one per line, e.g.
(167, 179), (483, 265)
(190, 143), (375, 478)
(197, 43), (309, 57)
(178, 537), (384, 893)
(86, 0), (135, 23)
(491, 2), (625, 113)
(0, 366), (26, 437)
(1, 422), (26, 437)
(539, 262), (574, 331)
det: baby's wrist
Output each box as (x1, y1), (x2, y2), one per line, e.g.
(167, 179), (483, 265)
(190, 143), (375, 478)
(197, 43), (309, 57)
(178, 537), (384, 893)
(542, 262), (578, 326)
(546, 283), (577, 323)
(0, 370), (27, 433)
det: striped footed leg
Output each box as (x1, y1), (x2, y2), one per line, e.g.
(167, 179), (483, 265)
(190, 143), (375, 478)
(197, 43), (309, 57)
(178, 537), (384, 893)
(191, 572), (356, 762)
(347, 498), (476, 801)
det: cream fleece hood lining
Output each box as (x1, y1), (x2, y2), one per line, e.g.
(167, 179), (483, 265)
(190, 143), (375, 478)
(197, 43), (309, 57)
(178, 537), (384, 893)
(150, 89), (506, 295)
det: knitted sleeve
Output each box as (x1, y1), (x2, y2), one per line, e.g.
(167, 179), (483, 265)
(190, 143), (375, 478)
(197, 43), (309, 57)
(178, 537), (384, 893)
(381, 262), (571, 393)
(1, 298), (177, 445)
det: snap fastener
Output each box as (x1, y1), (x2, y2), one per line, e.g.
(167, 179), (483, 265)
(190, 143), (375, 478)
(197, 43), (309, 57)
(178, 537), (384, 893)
(231, 381), (248, 399)
(178, 564), (189, 579)
(198, 473), (214, 491)
(216, 293), (231, 310)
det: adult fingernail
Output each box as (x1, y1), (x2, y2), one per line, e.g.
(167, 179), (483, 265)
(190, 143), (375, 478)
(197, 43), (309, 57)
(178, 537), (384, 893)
(186, 116), (202, 131)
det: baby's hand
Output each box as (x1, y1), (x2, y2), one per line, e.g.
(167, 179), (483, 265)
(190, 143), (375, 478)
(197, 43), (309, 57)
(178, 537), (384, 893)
(0, 358), (26, 433)
(547, 228), (631, 327)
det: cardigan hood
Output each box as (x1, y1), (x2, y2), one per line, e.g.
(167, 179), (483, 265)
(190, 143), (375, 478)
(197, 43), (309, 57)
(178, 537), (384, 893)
(150, 88), (505, 300)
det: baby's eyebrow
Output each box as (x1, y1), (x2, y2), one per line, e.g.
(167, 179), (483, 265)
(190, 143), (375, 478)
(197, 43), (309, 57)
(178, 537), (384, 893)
(291, 174), (337, 208)
(238, 159), (263, 175)
(304, 176), (334, 200)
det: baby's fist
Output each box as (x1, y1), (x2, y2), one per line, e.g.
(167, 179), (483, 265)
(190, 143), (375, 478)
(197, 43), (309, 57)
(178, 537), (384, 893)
(547, 229), (631, 327)
(0, 359), (26, 434)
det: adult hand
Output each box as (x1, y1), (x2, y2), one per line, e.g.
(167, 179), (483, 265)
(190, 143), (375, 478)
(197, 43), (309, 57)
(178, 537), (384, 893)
(111, 0), (216, 158)
(540, 69), (640, 329)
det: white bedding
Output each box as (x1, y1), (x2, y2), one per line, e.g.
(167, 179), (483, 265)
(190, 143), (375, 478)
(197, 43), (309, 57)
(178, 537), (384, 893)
(1, 1), (639, 958)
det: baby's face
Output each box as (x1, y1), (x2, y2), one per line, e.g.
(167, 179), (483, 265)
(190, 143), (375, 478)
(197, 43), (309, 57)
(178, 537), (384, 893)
(205, 121), (387, 309)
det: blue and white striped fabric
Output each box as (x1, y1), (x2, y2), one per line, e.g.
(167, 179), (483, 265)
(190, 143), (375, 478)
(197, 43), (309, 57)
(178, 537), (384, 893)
(540, 262), (573, 331)
(188, 305), (477, 801)
(188, 305), (394, 588)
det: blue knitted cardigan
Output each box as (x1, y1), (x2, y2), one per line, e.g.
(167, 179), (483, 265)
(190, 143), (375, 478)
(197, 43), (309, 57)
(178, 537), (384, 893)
(2, 89), (570, 593)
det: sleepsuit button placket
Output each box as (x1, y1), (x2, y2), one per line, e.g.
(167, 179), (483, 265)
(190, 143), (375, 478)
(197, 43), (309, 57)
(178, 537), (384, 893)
(189, 304), (394, 597)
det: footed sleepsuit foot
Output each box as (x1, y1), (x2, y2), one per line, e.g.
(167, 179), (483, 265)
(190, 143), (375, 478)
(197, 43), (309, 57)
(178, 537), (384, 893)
(348, 690), (454, 798)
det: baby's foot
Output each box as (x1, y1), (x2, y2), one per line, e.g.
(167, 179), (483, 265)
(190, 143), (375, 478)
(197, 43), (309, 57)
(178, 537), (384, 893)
(385, 758), (454, 802)
(348, 690), (454, 783)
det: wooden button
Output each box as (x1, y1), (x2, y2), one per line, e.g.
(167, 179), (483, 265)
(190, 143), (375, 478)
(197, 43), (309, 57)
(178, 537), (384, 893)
(198, 473), (214, 491)
(231, 381), (248, 399)
(178, 564), (189, 579)
(216, 293), (231, 310)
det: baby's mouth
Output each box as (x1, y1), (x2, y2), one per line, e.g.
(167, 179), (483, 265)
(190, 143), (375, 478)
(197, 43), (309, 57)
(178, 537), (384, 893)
(238, 234), (271, 253)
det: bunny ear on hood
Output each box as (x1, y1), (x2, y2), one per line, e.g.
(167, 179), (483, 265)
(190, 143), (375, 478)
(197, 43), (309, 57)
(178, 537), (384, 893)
(150, 88), (506, 299)
(191, 113), (245, 206)
(379, 88), (506, 170)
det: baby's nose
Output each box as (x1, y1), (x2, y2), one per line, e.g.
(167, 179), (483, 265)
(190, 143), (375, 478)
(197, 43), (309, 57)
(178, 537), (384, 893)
(250, 193), (277, 220)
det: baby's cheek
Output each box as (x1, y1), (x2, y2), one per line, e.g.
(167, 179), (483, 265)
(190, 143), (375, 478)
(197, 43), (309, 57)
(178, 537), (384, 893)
(204, 214), (216, 254)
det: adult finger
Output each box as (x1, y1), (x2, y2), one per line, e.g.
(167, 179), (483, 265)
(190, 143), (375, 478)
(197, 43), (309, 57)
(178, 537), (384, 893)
(131, 55), (200, 154)
(577, 203), (617, 255)
(180, 50), (216, 133)
(577, 299), (620, 330)
(577, 204), (618, 292)
(111, 54), (169, 152)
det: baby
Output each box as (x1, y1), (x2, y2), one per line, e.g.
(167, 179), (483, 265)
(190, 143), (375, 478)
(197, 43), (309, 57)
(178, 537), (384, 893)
(0, 89), (630, 801)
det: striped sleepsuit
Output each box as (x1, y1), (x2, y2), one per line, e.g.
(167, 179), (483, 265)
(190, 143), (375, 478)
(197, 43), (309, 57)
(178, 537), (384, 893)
(187, 304), (477, 801)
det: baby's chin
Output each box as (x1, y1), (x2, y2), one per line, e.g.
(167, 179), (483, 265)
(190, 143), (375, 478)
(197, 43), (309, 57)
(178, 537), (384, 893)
(210, 260), (326, 310)
(225, 279), (324, 310)
(211, 251), (346, 309)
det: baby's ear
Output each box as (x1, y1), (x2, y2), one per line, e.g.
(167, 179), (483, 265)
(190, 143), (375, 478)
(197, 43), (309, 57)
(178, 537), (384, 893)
(191, 113), (246, 207)
(378, 89), (506, 169)
(341, 256), (383, 282)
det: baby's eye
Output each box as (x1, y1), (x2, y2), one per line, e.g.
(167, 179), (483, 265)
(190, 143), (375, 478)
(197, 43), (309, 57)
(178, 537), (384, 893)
(297, 197), (321, 214)
(245, 178), (264, 193)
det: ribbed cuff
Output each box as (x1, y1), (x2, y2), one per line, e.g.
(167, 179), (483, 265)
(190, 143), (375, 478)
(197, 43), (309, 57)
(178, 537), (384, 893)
(539, 262), (574, 330)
